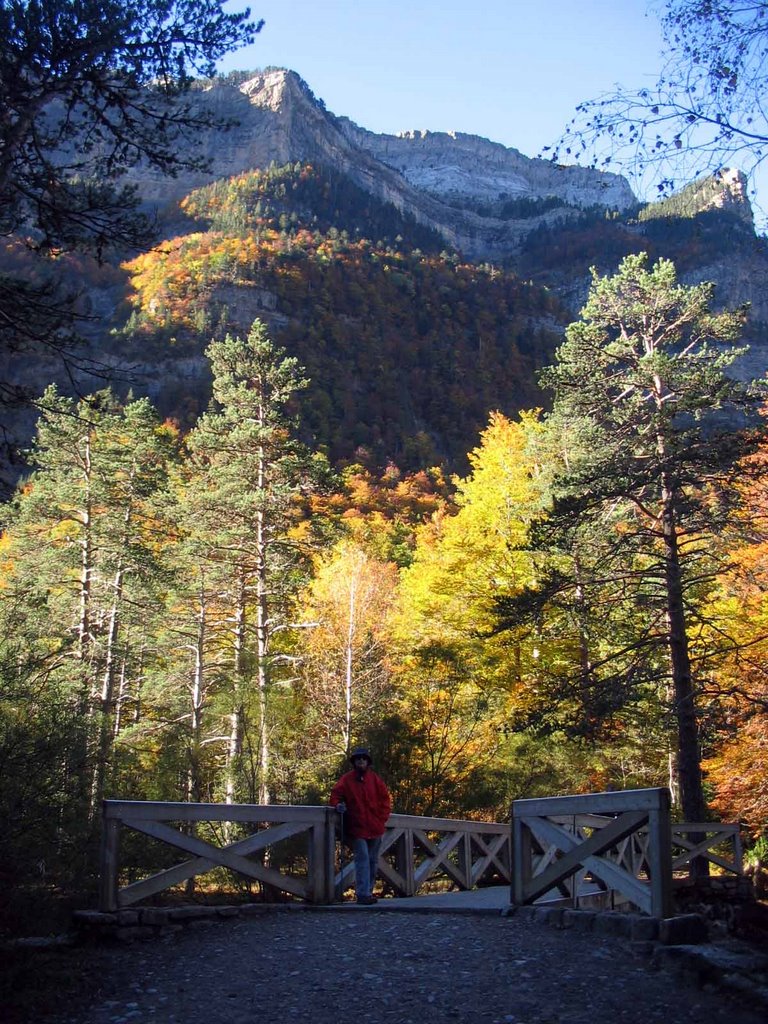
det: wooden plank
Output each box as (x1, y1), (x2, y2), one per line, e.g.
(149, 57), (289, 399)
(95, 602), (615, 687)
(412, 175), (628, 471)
(119, 854), (307, 905)
(387, 813), (508, 833)
(672, 848), (738, 873)
(117, 820), (313, 904)
(119, 818), (311, 905)
(512, 815), (532, 906)
(99, 814), (120, 913)
(413, 829), (463, 862)
(469, 833), (512, 885)
(308, 819), (330, 905)
(123, 820), (309, 894)
(457, 832), (472, 890)
(387, 828), (414, 896)
(673, 823), (739, 835)
(105, 800), (328, 825)
(513, 787), (669, 819)
(548, 814), (614, 829)
(334, 859), (356, 897)
(647, 802), (672, 918)
(671, 832), (738, 859)
(671, 824), (740, 875)
(377, 858), (409, 895)
(520, 811), (648, 906)
(412, 830), (466, 889)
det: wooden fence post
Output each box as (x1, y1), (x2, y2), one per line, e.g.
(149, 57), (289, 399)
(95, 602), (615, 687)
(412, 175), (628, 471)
(511, 810), (532, 907)
(647, 788), (673, 918)
(322, 807), (337, 904)
(393, 828), (416, 896)
(99, 801), (120, 912)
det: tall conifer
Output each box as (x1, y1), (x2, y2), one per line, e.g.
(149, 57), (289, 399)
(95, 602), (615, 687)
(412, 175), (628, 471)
(538, 253), (765, 823)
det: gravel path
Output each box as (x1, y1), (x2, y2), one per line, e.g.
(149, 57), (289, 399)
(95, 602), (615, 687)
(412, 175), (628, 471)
(45, 909), (765, 1024)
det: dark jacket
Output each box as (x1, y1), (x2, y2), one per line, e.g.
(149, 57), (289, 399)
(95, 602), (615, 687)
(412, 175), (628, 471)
(329, 768), (392, 839)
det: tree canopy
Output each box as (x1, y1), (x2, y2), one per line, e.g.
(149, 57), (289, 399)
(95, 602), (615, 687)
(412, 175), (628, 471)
(535, 253), (764, 821)
(0, 0), (261, 458)
(551, 1), (768, 209)
(0, 1), (261, 255)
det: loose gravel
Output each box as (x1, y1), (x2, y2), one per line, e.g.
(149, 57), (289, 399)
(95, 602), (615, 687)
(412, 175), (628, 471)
(48, 910), (764, 1024)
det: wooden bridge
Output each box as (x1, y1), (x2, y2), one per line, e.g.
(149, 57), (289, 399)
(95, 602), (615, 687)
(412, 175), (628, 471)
(100, 787), (742, 919)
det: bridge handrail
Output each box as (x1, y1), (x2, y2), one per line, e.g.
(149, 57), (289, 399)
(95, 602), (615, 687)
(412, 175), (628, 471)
(512, 787), (674, 917)
(99, 800), (512, 911)
(511, 788), (743, 918)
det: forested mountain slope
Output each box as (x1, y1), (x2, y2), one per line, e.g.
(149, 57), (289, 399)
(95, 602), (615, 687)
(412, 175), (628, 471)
(4, 69), (768, 479)
(118, 164), (566, 470)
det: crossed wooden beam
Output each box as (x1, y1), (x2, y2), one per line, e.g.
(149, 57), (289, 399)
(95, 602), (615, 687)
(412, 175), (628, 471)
(120, 819), (313, 905)
(511, 788), (674, 918)
(372, 823), (510, 896)
(100, 802), (334, 910)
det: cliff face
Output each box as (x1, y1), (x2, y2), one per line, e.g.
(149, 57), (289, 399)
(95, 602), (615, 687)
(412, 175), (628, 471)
(127, 68), (638, 259)
(339, 120), (635, 211)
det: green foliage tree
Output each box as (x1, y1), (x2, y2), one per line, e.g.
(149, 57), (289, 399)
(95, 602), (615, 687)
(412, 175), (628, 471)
(525, 253), (765, 823)
(0, 385), (177, 885)
(177, 319), (325, 804)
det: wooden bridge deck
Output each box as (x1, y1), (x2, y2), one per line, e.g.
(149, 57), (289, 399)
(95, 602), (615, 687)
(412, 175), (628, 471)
(336, 884), (512, 912)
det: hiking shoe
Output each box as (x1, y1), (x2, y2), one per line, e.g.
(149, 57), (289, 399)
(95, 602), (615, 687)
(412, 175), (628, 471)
(356, 895), (378, 905)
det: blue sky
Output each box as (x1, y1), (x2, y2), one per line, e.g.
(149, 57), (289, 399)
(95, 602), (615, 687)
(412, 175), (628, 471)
(219, 1), (666, 187)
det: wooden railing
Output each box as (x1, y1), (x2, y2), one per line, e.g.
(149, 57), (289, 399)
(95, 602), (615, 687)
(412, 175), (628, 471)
(99, 802), (337, 912)
(100, 796), (740, 915)
(99, 801), (512, 912)
(355, 812), (511, 900)
(511, 788), (744, 918)
(511, 788), (674, 917)
(671, 822), (743, 876)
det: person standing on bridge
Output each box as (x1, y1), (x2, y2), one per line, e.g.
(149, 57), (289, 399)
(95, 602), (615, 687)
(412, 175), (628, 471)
(329, 747), (391, 905)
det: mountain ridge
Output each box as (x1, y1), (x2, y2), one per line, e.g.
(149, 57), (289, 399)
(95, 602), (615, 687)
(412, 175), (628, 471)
(128, 68), (640, 260)
(4, 67), (768, 490)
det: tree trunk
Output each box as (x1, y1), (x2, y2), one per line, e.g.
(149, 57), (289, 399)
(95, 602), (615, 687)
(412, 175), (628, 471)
(343, 573), (356, 752)
(660, 475), (708, 824)
(89, 560), (125, 818)
(188, 586), (206, 804)
(224, 569), (246, 807)
(256, 496), (270, 805)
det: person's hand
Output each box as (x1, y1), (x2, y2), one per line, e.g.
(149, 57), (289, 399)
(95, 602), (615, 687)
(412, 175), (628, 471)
(336, 802), (346, 814)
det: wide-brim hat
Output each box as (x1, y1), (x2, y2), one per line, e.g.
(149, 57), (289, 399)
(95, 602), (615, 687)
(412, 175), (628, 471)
(349, 747), (372, 764)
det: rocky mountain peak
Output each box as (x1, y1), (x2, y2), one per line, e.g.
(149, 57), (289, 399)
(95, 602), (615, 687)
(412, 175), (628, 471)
(128, 67), (640, 259)
(704, 168), (752, 221)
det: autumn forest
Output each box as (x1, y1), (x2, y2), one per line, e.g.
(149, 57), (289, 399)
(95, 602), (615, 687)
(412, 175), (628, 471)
(2, 149), (768, 925)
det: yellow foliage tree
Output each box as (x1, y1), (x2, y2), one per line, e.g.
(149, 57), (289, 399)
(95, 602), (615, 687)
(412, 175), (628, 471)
(297, 540), (398, 767)
(389, 411), (549, 813)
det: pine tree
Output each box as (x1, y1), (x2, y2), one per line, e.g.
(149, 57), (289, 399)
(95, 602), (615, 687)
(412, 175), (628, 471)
(0, 386), (175, 881)
(536, 253), (766, 823)
(179, 319), (324, 804)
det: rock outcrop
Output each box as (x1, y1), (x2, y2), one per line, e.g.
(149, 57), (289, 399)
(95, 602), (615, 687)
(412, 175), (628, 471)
(127, 68), (638, 259)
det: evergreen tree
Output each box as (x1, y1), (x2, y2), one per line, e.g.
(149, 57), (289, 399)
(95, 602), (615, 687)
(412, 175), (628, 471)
(532, 253), (765, 823)
(178, 319), (324, 804)
(0, 386), (175, 883)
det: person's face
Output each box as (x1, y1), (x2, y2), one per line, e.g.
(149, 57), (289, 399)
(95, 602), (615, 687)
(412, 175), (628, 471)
(354, 756), (370, 770)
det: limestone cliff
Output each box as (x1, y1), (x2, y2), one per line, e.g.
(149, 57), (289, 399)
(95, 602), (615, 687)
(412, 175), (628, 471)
(127, 68), (637, 259)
